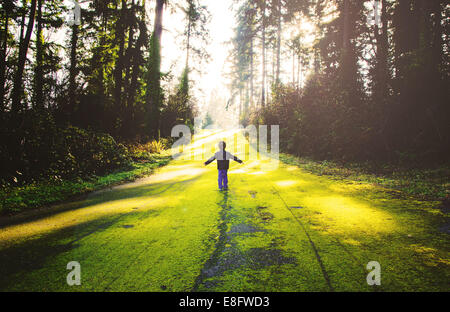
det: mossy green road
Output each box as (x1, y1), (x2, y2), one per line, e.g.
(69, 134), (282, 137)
(0, 130), (448, 291)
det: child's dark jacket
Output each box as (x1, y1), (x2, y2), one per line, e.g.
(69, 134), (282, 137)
(205, 150), (243, 170)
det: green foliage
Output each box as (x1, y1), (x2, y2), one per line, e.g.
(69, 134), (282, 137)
(240, 0), (449, 163)
(182, 0), (211, 67)
(0, 154), (171, 215)
(0, 117), (173, 214)
(177, 67), (190, 100)
(127, 139), (172, 160)
(160, 68), (195, 137)
(0, 111), (131, 185)
(202, 113), (213, 129)
(48, 126), (131, 179)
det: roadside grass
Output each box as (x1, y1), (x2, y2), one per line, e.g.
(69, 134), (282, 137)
(0, 153), (172, 216)
(279, 154), (450, 202)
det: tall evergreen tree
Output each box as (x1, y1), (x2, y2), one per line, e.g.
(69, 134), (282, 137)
(11, 0), (37, 114)
(146, 0), (166, 139)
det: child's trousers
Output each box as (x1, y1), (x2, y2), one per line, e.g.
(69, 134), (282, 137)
(218, 169), (228, 189)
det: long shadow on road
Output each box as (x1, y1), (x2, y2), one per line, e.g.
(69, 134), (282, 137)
(0, 173), (203, 291)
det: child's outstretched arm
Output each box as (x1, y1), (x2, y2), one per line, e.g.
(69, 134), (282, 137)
(204, 155), (216, 166)
(231, 154), (243, 164)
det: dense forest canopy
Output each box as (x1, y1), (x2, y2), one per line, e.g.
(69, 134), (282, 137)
(0, 0), (449, 184)
(228, 0), (449, 162)
(0, 0), (211, 183)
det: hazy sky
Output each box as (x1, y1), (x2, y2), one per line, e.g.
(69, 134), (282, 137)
(159, 0), (315, 115)
(161, 0), (236, 110)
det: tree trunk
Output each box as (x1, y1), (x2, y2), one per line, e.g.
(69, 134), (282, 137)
(245, 80), (249, 118)
(34, 0), (44, 109)
(430, 0), (444, 73)
(123, 5), (136, 134)
(292, 49), (295, 85)
(342, 0), (350, 52)
(261, 0), (266, 108)
(186, 1), (192, 70)
(276, 0), (282, 83)
(128, 5), (147, 138)
(19, 0), (26, 44)
(148, 0), (165, 139)
(68, 23), (79, 119)
(313, 1), (322, 74)
(0, 5), (11, 113)
(250, 37), (254, 109)
(113, 0), (127, 128)
(11, 0), (37, 114)
(374, 0), (389, 102)
(272, 45), (276, 87)
(154, 0), (164, 48)
(239, 88), (242, 118)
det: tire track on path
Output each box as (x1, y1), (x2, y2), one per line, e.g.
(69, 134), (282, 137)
(263, 168), (375, 290)
(267, 180), (334, 291)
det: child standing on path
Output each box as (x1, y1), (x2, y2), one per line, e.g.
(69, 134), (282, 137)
(204, 141), (243, 190)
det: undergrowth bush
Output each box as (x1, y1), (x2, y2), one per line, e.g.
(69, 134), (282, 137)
(1, 123), (131, 186)
(126, 138), (172, 161)
(48, 126), (131, 179)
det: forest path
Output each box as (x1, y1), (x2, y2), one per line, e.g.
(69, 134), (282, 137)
(0, 130), (448, 291)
